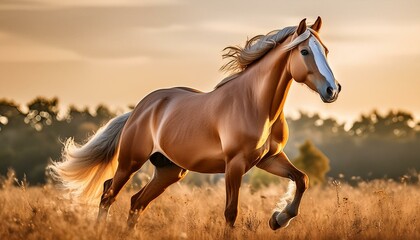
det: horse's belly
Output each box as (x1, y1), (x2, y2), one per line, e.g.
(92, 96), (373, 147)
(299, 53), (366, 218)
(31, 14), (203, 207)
(158, 151), (226, 173)
(184, 157), (226, 173)
(156, 139), (226, 173)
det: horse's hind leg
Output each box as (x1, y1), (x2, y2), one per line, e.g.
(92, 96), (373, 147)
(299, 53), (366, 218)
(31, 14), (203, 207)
(127, 154), (188, 228)
(97, 151), (147, 223)
(256, 152), (309, 230)
(96, 178), (114, 225)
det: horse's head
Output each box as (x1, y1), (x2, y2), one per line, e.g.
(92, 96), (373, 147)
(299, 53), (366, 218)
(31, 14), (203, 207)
(288, 17), (341, 103)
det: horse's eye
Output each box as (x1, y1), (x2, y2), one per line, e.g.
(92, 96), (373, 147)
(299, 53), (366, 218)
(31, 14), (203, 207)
(301, 49), (309, 56)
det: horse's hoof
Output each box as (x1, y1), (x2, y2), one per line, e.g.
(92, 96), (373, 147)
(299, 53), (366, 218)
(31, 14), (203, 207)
(127, 213), (138, 230)
(127, 221), (136, 230)
(269, 211), (293, 230)
(96, 213), (107, 226)
(269, 211), (281, 230)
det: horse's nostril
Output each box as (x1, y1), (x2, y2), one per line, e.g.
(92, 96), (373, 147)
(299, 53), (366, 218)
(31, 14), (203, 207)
(338, 83), (342, 93)
(326, 86), (334, 96)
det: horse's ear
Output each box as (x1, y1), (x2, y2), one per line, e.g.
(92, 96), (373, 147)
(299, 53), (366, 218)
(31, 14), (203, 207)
(310, 16), (322, 32)
(296, 18), (307, 36)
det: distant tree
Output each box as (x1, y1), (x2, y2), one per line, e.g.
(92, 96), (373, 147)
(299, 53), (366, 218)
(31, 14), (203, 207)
(288, 111), (322, 131)
(0, 99), (25, 129)
(350, 110), (415, 139)
(384, 110), (415, 138)
(0, 97), (118, 184)
(183, 172), (216, 187)
(293, 140), (330, 186)
(26, 97), (59, 131)
(319, 118), (346, 135)
(64, 105), (114, 143)
(416, 122), (420, 138)
(94, 105), (116, 126)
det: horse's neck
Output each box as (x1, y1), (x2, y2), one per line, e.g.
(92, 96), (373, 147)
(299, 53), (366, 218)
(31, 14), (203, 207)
(242, 45), (292, 121)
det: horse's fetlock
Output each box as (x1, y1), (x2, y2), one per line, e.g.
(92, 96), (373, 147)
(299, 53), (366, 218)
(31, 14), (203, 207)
(224, 207), (238, 225)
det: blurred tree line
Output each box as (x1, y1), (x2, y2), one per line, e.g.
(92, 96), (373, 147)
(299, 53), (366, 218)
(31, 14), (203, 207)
(284, 109), (420, 181)
(0, 97), (419, 185)
(0, 97), (115, 184)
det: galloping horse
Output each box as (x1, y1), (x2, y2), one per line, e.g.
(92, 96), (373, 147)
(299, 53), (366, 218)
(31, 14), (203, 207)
(50, 17), (341, 230)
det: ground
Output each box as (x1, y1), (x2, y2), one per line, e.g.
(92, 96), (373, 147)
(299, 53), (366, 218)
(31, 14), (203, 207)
(0, 177), (419, 240)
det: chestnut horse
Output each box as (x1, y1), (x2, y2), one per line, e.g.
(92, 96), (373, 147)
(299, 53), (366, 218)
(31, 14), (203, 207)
(50, 17), (341, 230)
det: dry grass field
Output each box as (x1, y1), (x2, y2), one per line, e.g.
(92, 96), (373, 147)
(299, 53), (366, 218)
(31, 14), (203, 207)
(0, 174), (419, 240)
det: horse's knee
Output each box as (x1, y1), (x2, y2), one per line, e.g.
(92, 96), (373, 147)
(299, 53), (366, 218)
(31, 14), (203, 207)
(294, 171), (309, 192)
(301, 172), (309, 191)
(302, 173), (309, 190)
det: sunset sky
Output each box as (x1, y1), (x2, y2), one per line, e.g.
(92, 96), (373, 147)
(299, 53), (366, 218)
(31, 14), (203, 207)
(0, 0), (419, 123)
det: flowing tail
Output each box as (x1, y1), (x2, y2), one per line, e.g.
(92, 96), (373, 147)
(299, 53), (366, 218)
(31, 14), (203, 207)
(49, 111), (132, 202)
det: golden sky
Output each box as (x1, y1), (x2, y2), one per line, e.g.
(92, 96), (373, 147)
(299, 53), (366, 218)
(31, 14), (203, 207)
(0, 0), (419, 123)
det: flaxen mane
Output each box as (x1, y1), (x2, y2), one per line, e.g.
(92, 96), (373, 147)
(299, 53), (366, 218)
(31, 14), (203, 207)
(217, 25), (315, 88)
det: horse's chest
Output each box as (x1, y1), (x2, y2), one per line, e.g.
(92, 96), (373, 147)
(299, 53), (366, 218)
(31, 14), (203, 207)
(255, 119), (272, 149)
(257, 120), (288, 157)
(256, 133), (283, 158)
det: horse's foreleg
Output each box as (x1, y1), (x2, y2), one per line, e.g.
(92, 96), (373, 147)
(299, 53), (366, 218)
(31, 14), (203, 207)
(224, 159), (246, 227)
(256, 152), (309, 230)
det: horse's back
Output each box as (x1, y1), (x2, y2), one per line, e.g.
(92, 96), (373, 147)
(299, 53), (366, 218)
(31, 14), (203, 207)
(130, 87), (203, 119)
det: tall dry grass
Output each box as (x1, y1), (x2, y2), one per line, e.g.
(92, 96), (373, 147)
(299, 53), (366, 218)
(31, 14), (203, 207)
(0, 172), (419, 240)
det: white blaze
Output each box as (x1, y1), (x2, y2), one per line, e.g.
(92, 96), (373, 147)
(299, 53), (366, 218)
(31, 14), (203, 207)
(308, 36), (335, 87)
